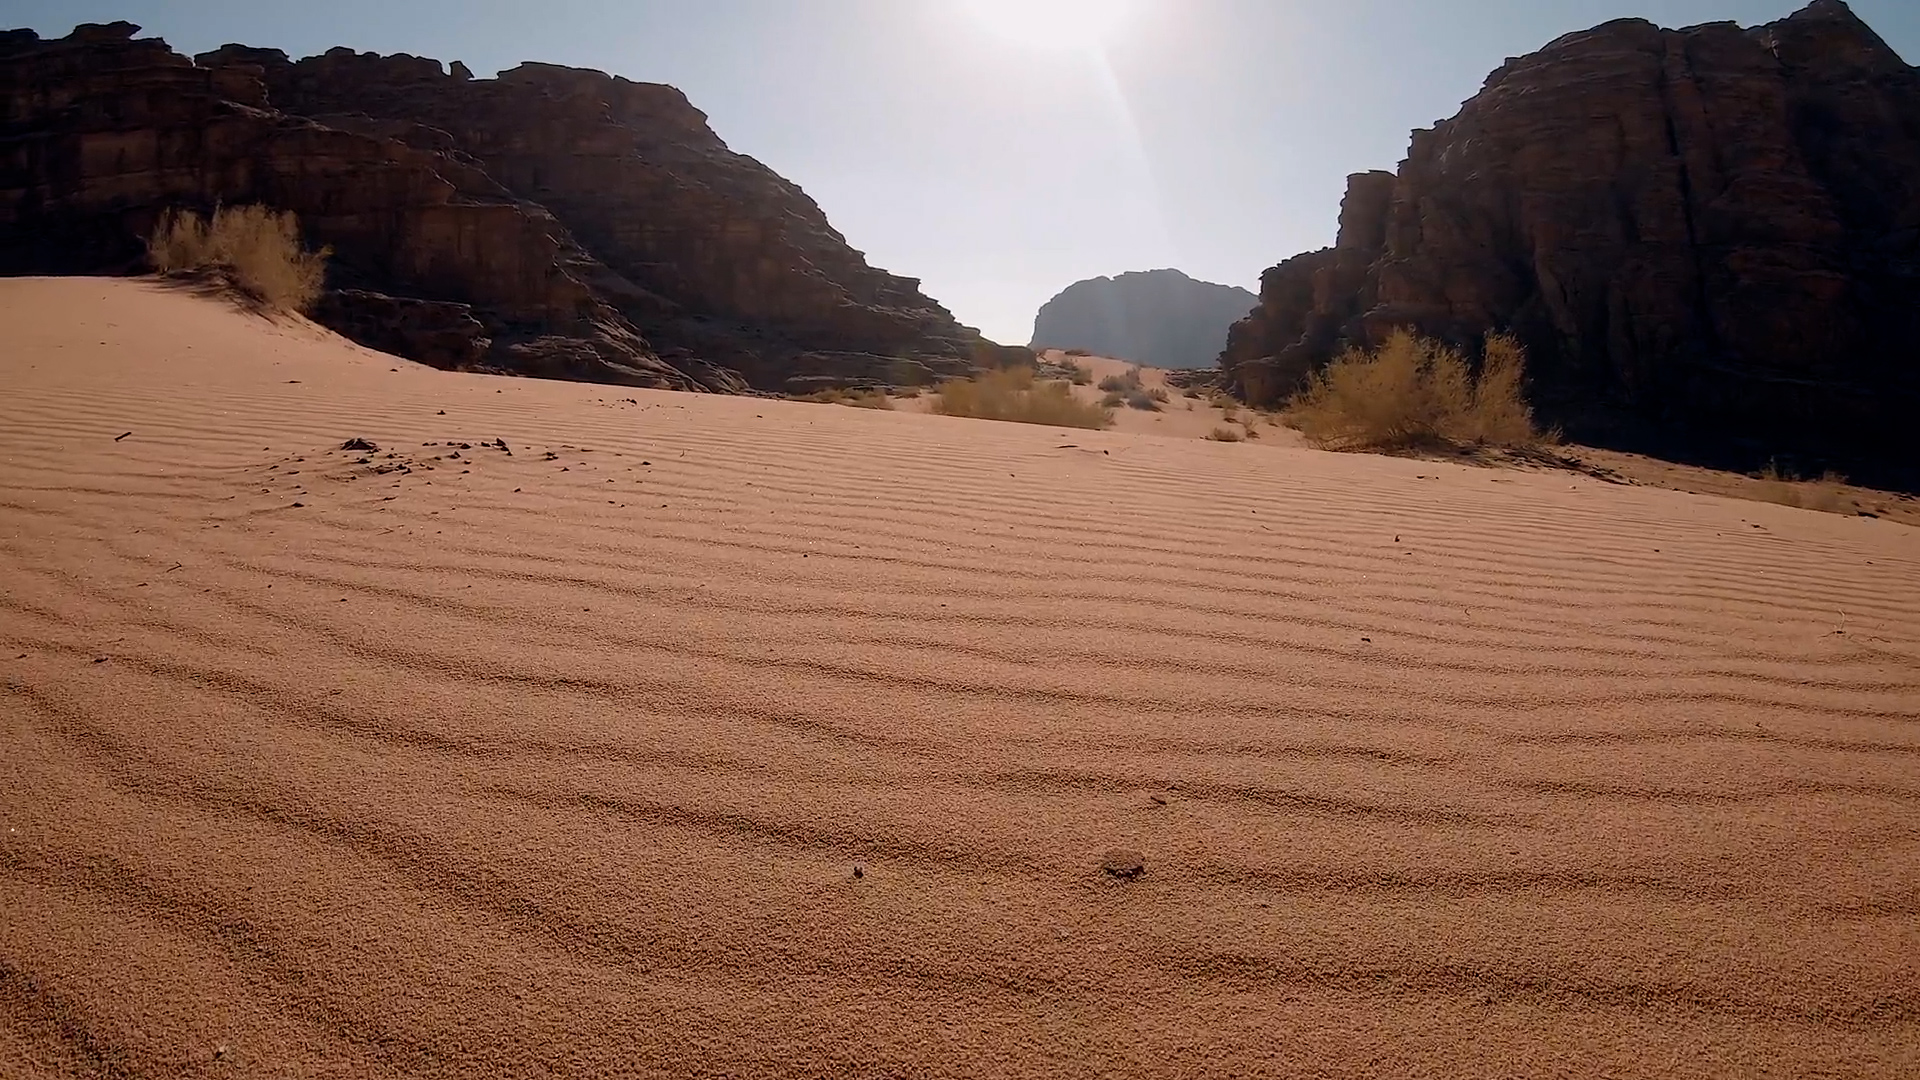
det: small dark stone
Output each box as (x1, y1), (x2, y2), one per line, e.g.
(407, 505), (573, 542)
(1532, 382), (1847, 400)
(341, 438), (379, 451)
(852, 866), (864, 879)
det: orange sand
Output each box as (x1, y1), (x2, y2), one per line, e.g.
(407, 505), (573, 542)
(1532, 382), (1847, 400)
(3, 278), (1918, 1078)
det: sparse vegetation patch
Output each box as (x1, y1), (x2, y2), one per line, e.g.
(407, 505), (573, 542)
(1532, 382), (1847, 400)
(1098, 367), (1145, 394)
(1286, 330), (1550, 452)
(148, 205), (329, 313)
(794, 387), (895, 409)
(934, 366), (1113, 429)
(1755, 462), (1855, 515)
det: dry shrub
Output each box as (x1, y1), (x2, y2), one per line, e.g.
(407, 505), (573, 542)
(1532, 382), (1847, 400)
(1755, 463), (1855, 514)
(1125, 389), (1162, 412)
(1101, 390), (1126, 407)
(1148, 387), (1170, 404)
(1287, 329), (1548, 452)
(1097, 367), (1144, 394)
(148, 205), (329, 312)
(934, 366), (1112, 429)
(1206, 426), (1244, 442)
(1067, 363), (1093, 386)
(794, 387), (895, 409)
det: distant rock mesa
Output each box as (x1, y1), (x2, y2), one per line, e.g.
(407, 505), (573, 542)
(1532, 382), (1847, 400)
(1221, 0), (1920, 481)
(1031, 269), (1256, 369)
(0, 23), (1028, 392)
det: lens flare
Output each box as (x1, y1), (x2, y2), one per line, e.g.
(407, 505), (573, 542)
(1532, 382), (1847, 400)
(960, 0), (1138, 51)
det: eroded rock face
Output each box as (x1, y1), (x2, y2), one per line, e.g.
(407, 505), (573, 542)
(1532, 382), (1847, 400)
(194, 44), (1008, 390)
(0, 25), (1022, 391)
(314, 291), (491, 369)
(1223, 0), (1920, 481)
(1030, 269), (1257, 369)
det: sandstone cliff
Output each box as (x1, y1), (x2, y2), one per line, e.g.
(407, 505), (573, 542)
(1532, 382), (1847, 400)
(1030, 269), (1256, 369)
(1, 23), (1023, 391)
(1222, 0), (1920, 482)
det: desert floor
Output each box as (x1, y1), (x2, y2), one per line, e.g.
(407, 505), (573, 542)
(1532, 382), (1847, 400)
(3, 277), (1919, 1079)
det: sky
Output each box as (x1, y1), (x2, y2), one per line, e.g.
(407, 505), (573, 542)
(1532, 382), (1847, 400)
(8, 0), (1918, 344)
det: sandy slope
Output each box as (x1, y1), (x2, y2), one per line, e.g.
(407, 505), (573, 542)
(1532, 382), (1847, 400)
(3, 278), (1918, 1079)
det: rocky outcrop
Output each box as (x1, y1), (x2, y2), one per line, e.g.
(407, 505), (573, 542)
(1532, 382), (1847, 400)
(1031, 269), (1256, 369)
(0, 23), (1022, 392)
(314, 291), (490, 369)
(195, 44), (1006, 390)
(1223, 0), (1920, 482)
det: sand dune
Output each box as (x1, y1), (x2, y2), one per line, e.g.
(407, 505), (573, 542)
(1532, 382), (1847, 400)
(3, 277), (1918, 1078)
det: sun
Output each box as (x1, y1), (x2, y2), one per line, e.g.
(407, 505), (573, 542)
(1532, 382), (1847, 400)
(960, 0), (1138, 51)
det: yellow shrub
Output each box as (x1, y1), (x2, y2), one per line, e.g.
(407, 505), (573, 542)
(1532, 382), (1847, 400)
(934, 367), (1113, 429)
(148, 205), (329, 313)
(1287, 329), (1548, 451)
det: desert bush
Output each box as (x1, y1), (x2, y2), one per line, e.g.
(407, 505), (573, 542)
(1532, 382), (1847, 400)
(1286, 329), (1548, 451)
(934, 366), (1112, 429)
(1755, 462), (1854, 514)
(796, 387), (895, 409)
(148, 205), (329, 313)
(1067, 363), (1093, 386)
(1206, 426), (1244, 442)
(1148, 387), (1170, 403)
(837, 389), (895, 409)
(1101, 390), (1126, 407)
(1125, 389), (1162, 412)
(1097, 367), (1144, 394)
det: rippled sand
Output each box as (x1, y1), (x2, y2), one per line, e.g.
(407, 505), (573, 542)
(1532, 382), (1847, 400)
(3, 278), (1918, 1078)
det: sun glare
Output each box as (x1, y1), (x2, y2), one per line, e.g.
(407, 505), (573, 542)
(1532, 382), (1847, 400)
(960, 0), (1138, 51)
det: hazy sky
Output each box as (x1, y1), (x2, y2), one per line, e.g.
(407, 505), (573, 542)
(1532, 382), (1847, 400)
(10, 0), (1918, 343)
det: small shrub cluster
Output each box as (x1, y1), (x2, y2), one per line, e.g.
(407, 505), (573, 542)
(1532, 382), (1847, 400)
(1206, 426), (1245, 442)
(1066, 363), (1093, 386)
(148, 205), (329, 313)
(934, 366), (1113, 429)
(795, 387), (895, 409)
(1286, 330), (1548, 452)
(1097, 367), (1144, 394)
(1125, 388), (1168, 412)
(1755, 462), (1854, 514)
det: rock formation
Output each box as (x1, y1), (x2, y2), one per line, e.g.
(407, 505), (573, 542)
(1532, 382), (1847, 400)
(1030, 269), (1256, 369)
(1222, 0), (1920, 482)
(0, 23), (1026, 392)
